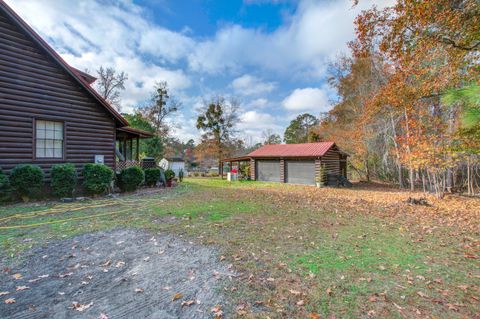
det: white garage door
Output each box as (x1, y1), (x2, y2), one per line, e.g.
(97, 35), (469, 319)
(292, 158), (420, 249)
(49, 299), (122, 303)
(256, 160), (281, 182)
(286, 160), (315, 185)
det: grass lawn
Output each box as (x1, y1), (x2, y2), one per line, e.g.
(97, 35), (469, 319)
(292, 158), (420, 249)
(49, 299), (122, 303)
(1, 178), (479, 318)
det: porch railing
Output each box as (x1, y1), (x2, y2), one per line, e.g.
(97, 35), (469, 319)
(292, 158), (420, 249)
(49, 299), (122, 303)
(116, 160), (157, 171)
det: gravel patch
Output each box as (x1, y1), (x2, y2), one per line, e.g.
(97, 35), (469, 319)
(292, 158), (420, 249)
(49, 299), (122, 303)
(0, 229), (233, 318)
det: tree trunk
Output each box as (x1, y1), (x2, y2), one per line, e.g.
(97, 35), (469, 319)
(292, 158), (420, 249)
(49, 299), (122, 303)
(409, 167), (415, 191)
(398, 163), (404, 188)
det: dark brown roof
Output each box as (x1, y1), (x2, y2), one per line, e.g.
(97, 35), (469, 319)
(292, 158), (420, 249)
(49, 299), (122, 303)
(0, 1), (128, 127)
(116, 127), (154, 138)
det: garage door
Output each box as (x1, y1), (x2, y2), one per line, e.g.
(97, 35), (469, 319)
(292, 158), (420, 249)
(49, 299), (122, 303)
(256, 160), (281, 182)
(286, 160), (315, 185)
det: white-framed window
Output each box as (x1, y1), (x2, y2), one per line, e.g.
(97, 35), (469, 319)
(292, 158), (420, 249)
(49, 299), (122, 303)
(35, 120), (64, 158)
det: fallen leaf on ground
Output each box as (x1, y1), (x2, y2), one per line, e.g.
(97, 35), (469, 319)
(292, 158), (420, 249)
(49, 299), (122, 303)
(59, 272), (73, 278)
(99, 313), (109, 319)
(16, 286), (30, 291)
(143, 257), (150, 262)
(12, 273), (22, 280)
(296, 300), (305, 306)
(5, 298), (15, 304)
(308, 313), (321, 319)
(417, 291), (429, 298)
(181, 300), (195, 307)
(115, 261), (125, 268)
(211, 304), (223, 318)
(72, 301), (93, 311)
(326, 287), (333, 296)
(0, 292), (9, 296)
(101, 260), (111, 267)
(172, 293), (183, 301)
(135, 288), (144, 293)
(289, 289), (301, 296)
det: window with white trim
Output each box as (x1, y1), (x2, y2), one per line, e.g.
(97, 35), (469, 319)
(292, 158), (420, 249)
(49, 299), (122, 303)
(35, 120), (63, 158)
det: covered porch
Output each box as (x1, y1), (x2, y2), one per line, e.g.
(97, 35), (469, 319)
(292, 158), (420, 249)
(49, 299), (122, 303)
(116, 127), (155, 170)
(220, 155), (252, 180)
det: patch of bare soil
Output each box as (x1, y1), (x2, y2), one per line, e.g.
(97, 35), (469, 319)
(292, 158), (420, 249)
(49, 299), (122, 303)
(0, 229), (233, 318)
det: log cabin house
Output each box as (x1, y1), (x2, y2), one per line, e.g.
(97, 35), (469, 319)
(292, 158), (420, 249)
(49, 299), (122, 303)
(221, 142), (348, 186)
(0, 1), (153, 178)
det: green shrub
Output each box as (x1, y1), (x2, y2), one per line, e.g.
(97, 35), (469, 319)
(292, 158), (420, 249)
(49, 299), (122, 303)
(120, 166), (144, 191)
(0, 168), (10, 201)
(144, 168), (161, 187)
(83, 164), (113, 195)
(51, 163), (77, 197)
(164, 169), (175, 181)
(10, 164), (44, 200)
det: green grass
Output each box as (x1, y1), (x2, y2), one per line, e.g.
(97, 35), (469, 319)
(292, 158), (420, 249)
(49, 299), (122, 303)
(0, 178), (478, 318)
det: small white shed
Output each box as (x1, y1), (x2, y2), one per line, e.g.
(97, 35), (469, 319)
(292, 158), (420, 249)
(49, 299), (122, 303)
(160, 157), (185, 177)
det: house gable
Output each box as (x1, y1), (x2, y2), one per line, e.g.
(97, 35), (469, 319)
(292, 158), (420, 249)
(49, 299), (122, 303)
(0, 5), (117, 175)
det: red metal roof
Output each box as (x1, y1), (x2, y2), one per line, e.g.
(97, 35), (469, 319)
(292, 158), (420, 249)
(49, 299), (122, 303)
(248, 142), (336, 157)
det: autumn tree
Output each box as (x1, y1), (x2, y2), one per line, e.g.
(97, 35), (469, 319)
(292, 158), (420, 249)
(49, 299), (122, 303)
(343, 0), (480, 196)
(284, 113), (320, 144)
(95, 66), (128, 111)
(196, 96), (240, 171)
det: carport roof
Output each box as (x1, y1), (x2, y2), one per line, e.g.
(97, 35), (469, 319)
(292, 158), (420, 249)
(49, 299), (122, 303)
(248, 141), (337, 157)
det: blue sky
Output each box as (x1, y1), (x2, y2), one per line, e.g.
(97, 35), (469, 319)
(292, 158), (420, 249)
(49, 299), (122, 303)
(6, 0), (391, 144)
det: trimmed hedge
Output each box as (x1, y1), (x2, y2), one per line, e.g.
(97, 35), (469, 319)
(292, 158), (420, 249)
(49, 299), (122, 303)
(0, 168), (10, 201)
(83, 163), (113, 195)
(10, 164), (44, 200)
(51, 163), (77, 197)
(119, 166), (144, 192)
(144, 168), (161, 187)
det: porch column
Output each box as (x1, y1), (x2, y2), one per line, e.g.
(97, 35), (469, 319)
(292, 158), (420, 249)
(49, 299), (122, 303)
(123, 136), (127, 160)
(130, 139), (133, 162)
(136, 137), (140, 161)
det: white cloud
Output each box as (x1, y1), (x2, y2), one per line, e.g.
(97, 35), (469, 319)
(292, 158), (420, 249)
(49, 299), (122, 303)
(231, 75), (276, 96)
(187, 0), (393, 76)
(282, 87), (331, 112)
(245, 98), (270, 109)
(238, 111), (283, 143)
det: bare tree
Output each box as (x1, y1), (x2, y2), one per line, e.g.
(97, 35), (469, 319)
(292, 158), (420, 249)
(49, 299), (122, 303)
(262, 129), (281, 144)
(95, 66), (128, 111)
(140, 81), (181, 137)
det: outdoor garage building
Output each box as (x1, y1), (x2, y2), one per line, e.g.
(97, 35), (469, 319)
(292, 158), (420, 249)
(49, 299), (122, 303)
(221, 142), (348, 186)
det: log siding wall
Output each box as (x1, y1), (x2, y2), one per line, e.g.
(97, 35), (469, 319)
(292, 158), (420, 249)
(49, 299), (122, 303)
(321, 147), (342, 176)
(0, 12), (116, 177)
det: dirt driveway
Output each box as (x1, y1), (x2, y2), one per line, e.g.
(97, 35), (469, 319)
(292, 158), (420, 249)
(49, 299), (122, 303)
(0, 229), (233, 318)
